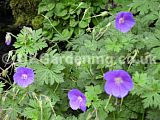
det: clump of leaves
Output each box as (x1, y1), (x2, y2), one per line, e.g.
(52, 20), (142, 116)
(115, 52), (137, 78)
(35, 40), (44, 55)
(14, 26), (47, 55)
(38, 0), (107, 41)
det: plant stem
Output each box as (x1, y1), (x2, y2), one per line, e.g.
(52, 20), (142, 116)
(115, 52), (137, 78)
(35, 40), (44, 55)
(105, 94), (112, 109)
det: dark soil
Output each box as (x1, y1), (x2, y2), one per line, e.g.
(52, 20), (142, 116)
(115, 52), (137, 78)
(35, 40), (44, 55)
(0, 0), (19, 89)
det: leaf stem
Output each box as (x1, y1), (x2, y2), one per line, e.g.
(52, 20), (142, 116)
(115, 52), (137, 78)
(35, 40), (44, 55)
(105, 94), (112, 109)
(42, 15), (62, 36)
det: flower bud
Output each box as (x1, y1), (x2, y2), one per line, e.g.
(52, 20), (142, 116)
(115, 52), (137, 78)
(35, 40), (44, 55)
(5, 32), (11, 46)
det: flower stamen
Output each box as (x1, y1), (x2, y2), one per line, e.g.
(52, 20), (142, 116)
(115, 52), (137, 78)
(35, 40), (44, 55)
(119, 17), (124, 24)
(78, 96), (83, 102)
(115, 77), (123, 85)
(21, 74), (28, 80)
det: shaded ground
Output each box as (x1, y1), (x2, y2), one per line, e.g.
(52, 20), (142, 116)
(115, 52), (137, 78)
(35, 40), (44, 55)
(0, 0), (18, 89)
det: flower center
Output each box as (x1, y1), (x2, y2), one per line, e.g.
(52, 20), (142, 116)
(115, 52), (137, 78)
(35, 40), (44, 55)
(78, 96), (83, 102)
(21, 74), (28, 80)
(119, 17), (124, 24)
(114, 77), (123, 85)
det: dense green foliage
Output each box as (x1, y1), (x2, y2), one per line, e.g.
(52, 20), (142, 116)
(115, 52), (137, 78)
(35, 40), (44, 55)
(1, 0), (160, 119)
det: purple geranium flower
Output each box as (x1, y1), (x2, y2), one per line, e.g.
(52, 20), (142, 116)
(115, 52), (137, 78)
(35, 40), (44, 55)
(115, 12), (135, 33)
(13, 67), (34, 88)
(68, 89), (86, 112)
(104, 70), (133, 98)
